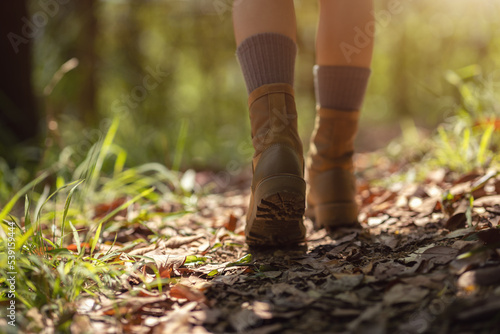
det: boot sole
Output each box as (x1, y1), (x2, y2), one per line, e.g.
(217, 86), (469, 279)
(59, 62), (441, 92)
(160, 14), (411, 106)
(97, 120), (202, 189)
(246, 175), (306, 246)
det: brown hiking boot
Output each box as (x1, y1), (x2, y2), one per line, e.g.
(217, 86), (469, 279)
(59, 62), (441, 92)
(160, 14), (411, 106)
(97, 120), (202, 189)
(245, 83), (306, 246)
(306, 107), (360, 230)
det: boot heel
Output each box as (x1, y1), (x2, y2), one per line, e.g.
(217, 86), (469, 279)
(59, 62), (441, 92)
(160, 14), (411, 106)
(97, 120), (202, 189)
(314, 202), (358, 228)
(246, 175), (306, 246)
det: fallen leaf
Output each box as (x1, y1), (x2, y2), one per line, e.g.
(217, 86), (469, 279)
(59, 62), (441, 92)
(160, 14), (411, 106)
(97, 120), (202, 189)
(414, 197), (440, 217)
(457, 265), (500, 288)
(224, 214), (237, 232)
(420, 246), (459, 265)
(449, 249), (493, 275)
(93, 197), (127, 219)
(142, 251), (186, 277)
(129, 243), (157, 256)
(445, 226), (476, 239)
(133, 288), (160, 297)
(346, 303), (384, 332)
(261, 271), (282, 279)
(229, 308), (262, 332)
(244, 323), (283, 334)
(96, 295), (169, 316)
(161, 235), (204, 249)
(153, 301), (198, 333)
(321, 274), (364, 293)
(445, 212), (467, 231)
(476, 228), (500, 246)
(170, 284), (206, 303)
(70, 315), (92, 334)
(400, 275), (443, 290)
(374, 261), (418, 280)
(331, 308), (362, 317)
(455, 297), (500, 321)
(383, 284), (429, 305)
(473, 195), (500, 207)
(66, 242), (92, 252)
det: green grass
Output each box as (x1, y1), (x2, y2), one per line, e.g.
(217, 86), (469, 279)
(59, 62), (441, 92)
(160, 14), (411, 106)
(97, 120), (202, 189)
(381, 68), (499, 185)
(0, 117), (194, 332)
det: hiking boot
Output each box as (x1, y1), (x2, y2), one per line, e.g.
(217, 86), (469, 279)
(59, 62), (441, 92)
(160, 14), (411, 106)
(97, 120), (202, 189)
(306, 107), (360, 230)
(245, 83), (306, 246)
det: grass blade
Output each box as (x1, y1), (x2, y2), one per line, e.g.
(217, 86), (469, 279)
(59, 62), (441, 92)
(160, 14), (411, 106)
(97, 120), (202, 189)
(172, 118), (189, 172)
(0, 171), (48, 233)
(68, 221), (82, 255)
(88, 117), (120, 194)
(90, 221), (103, 257)
(478, 123), (494, 166)
(24, 195), (32, 232)
(60, 180), (85, 248)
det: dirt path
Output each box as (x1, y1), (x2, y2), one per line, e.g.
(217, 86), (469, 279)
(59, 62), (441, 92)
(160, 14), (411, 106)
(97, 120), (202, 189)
(61, 166), (500, 334)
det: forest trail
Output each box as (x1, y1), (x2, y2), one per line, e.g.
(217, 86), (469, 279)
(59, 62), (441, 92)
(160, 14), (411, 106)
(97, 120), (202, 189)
(40, 155), (500, 334)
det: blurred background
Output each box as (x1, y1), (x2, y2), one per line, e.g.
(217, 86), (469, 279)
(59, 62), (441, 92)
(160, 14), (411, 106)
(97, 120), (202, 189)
(1, 0), (499, 180)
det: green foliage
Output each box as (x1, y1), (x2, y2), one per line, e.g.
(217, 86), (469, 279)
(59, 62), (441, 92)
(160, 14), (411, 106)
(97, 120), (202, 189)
(0, 122), (192, 331)
(385, 67), (499, 182)
(29, 0), (500, 171)
(431, 67), (499, 172)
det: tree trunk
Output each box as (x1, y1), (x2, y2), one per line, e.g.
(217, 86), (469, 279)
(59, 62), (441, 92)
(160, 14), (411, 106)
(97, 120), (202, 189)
(0, 0), (40, 165)
(76, 0), (99, 127)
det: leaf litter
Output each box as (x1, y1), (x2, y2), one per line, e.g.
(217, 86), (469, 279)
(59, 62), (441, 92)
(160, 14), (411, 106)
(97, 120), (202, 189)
(21, 161), (500, 334)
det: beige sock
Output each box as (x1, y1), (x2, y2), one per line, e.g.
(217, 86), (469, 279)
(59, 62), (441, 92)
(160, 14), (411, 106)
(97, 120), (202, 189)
(314, 65), (370, 110)
(236, 33), (297, 94)
(309, 65), (371, 171)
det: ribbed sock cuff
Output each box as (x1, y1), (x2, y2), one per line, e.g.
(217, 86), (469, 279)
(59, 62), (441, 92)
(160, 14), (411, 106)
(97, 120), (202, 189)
(236, 33), (297, 94)
(314, 65), (371, 111)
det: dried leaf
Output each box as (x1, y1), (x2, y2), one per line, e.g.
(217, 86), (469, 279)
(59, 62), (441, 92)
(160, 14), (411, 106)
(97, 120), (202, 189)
(128, 243), (157, 256)
(449, 249), (492, 275)
(383, 284), (428, 305)
(455, 298), (500, 322)
(161, 235), (204, 249)
(445, 226), (476, 239)
(224, 214), (237, 232)
(374, 261), (418, 280)
(445, 212), (467, 231)
(420, 246), (459, 265)
(142, 252), (186, 277)
(170, 284), (206, 303)
(229, 308), (262, 332)
(457, 266), (500, 288)
(473, 195), (500, 207)
(321, 274), (364, 293)
(153, 301), (197, 333)
(476, 228), (500, 246)
(66, 242), (92, 252)
(93, 197), (127, 219)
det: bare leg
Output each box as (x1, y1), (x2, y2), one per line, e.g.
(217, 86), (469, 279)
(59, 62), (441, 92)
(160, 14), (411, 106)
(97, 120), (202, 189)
(316, 0), (374, 67)
(233, 0), (297, 46)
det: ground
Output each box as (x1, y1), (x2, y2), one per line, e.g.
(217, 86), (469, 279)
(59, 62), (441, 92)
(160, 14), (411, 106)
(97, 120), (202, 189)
(16, 155), (500, 334)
